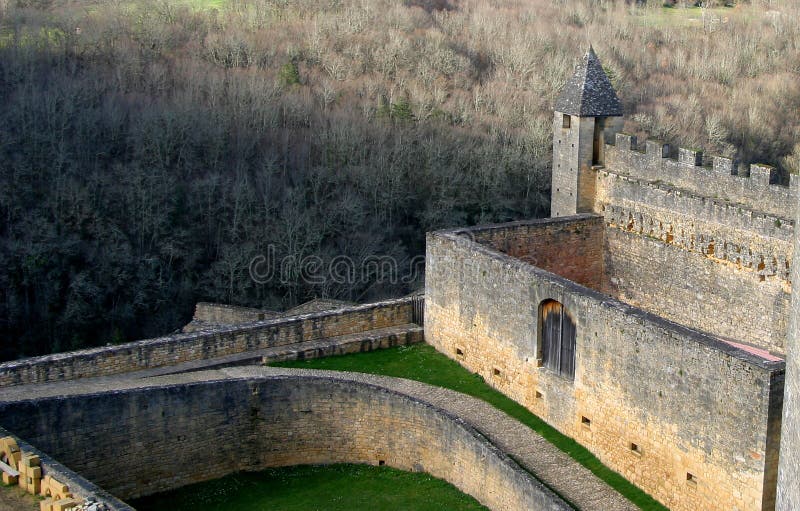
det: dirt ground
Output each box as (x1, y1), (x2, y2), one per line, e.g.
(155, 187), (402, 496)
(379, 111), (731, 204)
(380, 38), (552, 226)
(0, 484), (38, 511)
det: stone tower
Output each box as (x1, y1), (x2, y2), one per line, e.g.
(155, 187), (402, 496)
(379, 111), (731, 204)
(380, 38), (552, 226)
(778, 216), (800, 508)
(551, 47), (623, 218)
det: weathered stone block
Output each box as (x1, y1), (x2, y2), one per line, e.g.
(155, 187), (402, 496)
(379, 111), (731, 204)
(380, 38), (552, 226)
(750, 164), (776, 186)
(645, 140), (669, 159)
(614, 133), (637, 150)
(52, 498), (82, 511)
(678, 148), (702, 167)
(712, 156), (736, 176)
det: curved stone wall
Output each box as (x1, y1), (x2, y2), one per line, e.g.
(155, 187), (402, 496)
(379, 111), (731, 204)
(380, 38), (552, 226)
(0, 373), (570, 511)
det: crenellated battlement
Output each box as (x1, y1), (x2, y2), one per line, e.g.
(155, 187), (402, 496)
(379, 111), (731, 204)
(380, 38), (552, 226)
(608, 133), (798, 219)
(539, 48), (796, 511)
(592, 132), (794, 355)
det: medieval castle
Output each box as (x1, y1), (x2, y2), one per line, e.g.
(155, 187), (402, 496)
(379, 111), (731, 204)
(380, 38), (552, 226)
(0, 49), (797, 511)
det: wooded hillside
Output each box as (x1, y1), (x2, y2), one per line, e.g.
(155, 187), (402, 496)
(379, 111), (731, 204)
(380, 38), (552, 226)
(0, 0), (797, 359)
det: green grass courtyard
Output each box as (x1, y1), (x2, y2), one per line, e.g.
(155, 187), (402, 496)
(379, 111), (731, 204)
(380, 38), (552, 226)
(131, 464), (489, 511)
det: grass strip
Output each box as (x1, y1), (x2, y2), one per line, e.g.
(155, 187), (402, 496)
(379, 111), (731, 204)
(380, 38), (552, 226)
(272, 343), (668, 511)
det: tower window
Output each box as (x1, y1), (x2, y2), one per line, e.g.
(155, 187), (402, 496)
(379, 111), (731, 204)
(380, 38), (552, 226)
(562, 114), (571, 129)
(539, 300), (576, 380)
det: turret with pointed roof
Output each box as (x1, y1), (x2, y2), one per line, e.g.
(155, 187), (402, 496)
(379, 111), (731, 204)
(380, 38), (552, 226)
(550, 47), (624, 218)
(555, 47), (622, 118)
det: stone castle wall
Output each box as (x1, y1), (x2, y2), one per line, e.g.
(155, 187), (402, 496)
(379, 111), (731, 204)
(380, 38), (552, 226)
(604, 228), (789, 355)
(0, 297), (418, 387)
(0, 374), (570, 511)
(777, 203), (800, 510)
(468, 216), (606, 291)
(595, 134), (794, 354)
(192, 302), (279, 324)
(425, 227), (784, 511)
(605, 134), (798, 219)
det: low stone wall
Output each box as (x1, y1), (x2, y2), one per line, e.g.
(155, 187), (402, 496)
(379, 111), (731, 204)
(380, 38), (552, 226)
(192, 302), (279, 325)
(0, 374), (570, 511)
(0, 426), (132, 511)
(0, 297), (419, 387)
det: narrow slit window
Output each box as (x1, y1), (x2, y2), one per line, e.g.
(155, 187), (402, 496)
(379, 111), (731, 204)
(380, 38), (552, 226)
(581, 416), (591, 428)
(562, 114), (571, 129)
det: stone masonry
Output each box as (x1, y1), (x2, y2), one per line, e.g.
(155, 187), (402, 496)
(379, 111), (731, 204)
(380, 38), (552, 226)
(1, 46), (800, 511)
(0, 297), (420, 387)
(777, 175), (800, 509)
(426, 47), (796, 511)
(426, 225), (784, 511)
(0, 367), (619, 511)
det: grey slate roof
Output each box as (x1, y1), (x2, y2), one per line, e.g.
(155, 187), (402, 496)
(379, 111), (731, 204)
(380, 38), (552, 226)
(555, 47), (623, 117)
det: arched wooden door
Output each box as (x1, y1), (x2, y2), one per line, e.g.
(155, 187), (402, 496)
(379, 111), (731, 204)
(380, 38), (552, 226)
(540, 300), (576, 380)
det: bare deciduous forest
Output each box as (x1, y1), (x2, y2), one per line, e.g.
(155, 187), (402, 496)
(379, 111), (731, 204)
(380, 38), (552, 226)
(0, 0), (797, 359)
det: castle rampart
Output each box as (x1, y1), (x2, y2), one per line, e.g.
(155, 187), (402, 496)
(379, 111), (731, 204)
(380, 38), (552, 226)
(606, 133), (799, 220)
(425, 222), (784, 511)
(593, 163), (793, 353)
(0, 297), (419, 387)
(423, 48), (798, 510)
(777, 170), (800, 510)
(0, 372), (571, 511)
